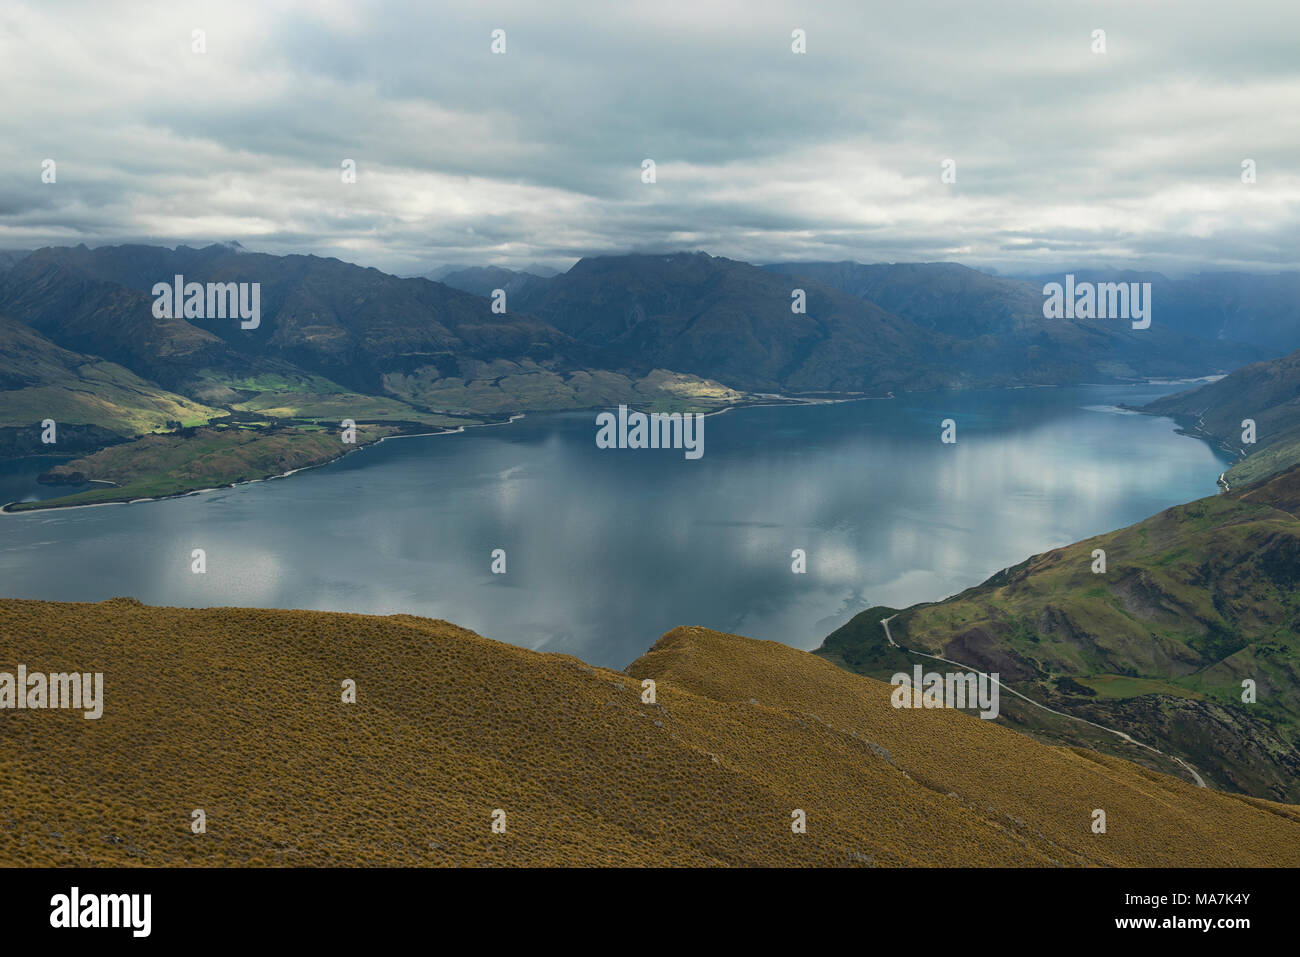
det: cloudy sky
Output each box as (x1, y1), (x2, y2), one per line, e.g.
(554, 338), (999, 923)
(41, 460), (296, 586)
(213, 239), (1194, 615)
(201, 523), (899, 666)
(2, 0), (1297, 276)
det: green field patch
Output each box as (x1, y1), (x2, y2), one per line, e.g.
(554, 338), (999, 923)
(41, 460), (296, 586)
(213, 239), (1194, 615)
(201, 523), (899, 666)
(232, 391), (471, 427)
(199, 371), (345, 394)
(1075, 674), (1202, 700)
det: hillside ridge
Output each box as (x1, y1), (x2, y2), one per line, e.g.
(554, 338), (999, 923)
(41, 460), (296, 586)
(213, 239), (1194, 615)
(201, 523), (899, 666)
(2, 599), (1297, 867)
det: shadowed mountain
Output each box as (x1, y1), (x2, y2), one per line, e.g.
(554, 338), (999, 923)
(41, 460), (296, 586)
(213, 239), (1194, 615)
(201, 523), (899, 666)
(2, 246), (1267, 412)
(0, 244), (745, 419)
(0, 249), (285, 400)
(0, 250), (31, 273)
(1, 244), (585, 395)
(515, 252), (959, 394)
(3, 598), (1297, 867)
(764, 261), (1261, 383)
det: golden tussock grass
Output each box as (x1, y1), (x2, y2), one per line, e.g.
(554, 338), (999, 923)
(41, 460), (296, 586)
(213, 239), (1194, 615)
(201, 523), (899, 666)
(1, 599), (1296, 867)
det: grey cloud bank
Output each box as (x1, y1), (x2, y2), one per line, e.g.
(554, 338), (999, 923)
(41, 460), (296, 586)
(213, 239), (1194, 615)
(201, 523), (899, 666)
(1, 0), (1297, 276)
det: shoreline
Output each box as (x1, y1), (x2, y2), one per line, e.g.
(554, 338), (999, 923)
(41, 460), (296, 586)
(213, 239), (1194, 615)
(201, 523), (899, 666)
(1122, 405), (1246, 468)
(0, 417), (520, 516)
(0, 378), (1203, 517)
(0, 395), (831, 515)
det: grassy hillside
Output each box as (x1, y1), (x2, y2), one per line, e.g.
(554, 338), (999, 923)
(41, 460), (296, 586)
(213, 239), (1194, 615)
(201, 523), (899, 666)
(1142, 347), (1300, 484)
(1, 599), (1297, 867)
(0, 315), (220, 434)
(1225, 432), (1300, 486)
(819, 466), (1300, 802)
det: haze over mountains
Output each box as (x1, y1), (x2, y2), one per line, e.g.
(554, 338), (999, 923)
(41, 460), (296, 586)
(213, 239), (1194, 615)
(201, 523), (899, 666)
(461, 256), (1300, 383)
(1019, 269), (1300, 357)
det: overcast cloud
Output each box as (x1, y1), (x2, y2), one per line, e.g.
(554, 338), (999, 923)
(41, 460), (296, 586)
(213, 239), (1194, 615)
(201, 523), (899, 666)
(2, 0), (1297, 276)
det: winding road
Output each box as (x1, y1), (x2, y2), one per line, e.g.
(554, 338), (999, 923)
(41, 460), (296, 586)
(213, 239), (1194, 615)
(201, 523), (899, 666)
(879, 615), (1207, 788)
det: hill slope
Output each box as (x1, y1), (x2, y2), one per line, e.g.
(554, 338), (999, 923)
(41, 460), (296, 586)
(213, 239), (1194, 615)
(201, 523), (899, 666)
(1143, 347), (1300, 485)
(0, 315), (219, 440)
(1, 598), (1296, 867)
(819, 466), (1300, 802)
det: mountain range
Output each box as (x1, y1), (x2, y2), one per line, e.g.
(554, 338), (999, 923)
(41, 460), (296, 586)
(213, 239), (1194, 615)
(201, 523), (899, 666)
(0, 242), (1294, 513)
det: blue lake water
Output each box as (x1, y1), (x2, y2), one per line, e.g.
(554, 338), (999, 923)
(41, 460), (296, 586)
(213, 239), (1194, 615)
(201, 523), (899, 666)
(0, 384), (1231, 668)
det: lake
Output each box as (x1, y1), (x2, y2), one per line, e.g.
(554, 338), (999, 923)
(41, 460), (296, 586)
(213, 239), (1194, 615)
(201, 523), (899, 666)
(0, 384), (1231, 668)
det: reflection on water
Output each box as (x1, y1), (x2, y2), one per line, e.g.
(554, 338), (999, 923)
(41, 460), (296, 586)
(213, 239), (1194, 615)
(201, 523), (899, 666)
(0, 384), (1230, 668)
